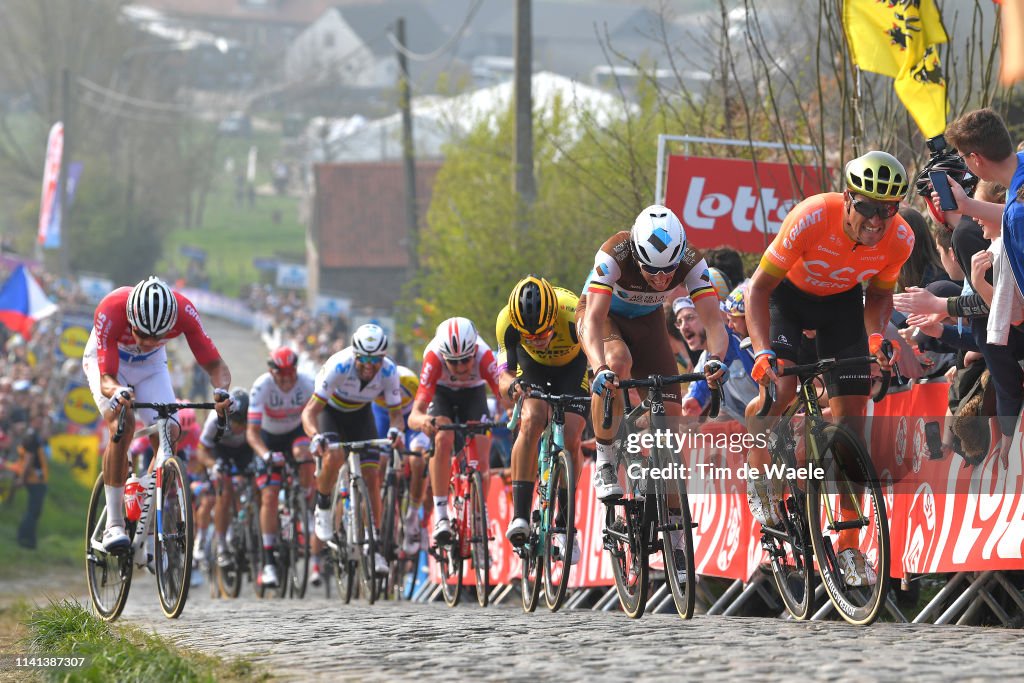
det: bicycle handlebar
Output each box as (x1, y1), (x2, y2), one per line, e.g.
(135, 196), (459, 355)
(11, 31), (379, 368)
(436, 421), (500, 436)
(600, 371), (721, 429)
(754, 342), (893, 418)
(113, 400), (225, 444)
(507, 384), (592, 430)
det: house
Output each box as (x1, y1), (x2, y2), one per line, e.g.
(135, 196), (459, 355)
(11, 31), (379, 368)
(309, 160), (442, 311)
(284, 2), (447, 89)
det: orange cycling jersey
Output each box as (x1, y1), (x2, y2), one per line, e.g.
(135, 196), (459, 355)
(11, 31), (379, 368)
(760, 193), (914, 296)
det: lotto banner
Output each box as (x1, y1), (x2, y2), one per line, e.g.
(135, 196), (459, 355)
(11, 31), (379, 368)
(662, 156), (825, 253)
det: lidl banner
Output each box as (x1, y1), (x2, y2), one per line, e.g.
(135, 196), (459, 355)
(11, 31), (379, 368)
(63, 382), (100, 427)
(663, 155), (825, 253)
(58, 314), (93, 360)
(49, 433), (99, 489)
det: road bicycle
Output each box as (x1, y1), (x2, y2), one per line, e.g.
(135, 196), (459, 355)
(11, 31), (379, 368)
(377, 447), (426, 601)
(318, 436), (392, 605)
(213, 464), (261, 599)
(600, 371), (720, 619)
(508, 385), (588, 613)
(430, 421), (496, 608)
(85, 401), (224, 621)
(755, 347), (892, 625)
(256, 458), (311, 599)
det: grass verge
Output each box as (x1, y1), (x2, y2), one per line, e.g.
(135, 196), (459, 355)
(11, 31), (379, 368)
(21, 599), (267, 683)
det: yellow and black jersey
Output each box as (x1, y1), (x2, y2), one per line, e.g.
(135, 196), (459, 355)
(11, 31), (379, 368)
(495, 286), (582, 371)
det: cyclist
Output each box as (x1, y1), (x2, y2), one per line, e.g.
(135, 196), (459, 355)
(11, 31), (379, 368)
(371, 365), (431, 555)
(745, 150), (913, 586)
(496, 275), (587, 565)
(195, 389), (252, 570)
(246, 347), (316, 587)
(408, 317), (503, 547)
(83, 276), (233, 552)
(303, 324), (404, 576)
(578, 205), (728, 502)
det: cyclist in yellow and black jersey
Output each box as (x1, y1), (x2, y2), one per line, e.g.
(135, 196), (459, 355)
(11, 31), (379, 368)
(496, 276), (588, 565)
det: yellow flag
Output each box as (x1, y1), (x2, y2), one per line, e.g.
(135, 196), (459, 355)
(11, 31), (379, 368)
(844, 0), (949, 138)
(49, 433), (100, 489)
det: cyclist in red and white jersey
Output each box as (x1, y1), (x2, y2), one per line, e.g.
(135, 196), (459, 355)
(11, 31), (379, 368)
(303, 324), (405, 576)
(408, 317), (503, 546)
(83, 276), (233, 552)
(246, 347), (316, 587)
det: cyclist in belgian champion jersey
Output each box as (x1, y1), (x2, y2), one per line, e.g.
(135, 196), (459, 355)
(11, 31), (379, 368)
(745, 151), (913, 586)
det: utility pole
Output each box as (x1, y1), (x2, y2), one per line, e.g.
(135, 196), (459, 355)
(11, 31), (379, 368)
(514, 0), (535, 225)
(396, 17), (419, 273)
(58, 67), (71, 275)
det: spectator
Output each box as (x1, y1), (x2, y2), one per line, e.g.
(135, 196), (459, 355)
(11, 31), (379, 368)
(16, 418), (48, 549)
(703, 247), (745, 292)
(898, 207), (947, 292)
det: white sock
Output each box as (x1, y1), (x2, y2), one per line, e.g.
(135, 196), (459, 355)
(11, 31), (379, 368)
(433, 496), (449, 520)
(105, 485), (125, 528)
(595, 442), (615, 468)
(262, 534), (276, 549)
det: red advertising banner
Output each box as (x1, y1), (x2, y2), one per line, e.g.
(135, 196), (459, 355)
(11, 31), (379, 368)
(663, 155), (825, 253)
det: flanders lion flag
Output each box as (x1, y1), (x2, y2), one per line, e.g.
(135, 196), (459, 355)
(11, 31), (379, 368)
(49, 433), (100, 489)
(843, 0), (949, 138)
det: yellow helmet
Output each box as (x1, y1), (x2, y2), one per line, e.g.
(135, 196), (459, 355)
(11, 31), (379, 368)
(844, 151), (909, 201)
(508, 275), (558, 336)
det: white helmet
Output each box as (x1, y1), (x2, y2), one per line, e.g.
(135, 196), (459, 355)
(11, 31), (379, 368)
(352, 323), (388, 356)
(436, 317), (478, 360)
(630, 205), (686, 271)
(126, 276), (178, 337)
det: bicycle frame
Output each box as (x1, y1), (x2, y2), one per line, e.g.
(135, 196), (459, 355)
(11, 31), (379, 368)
(450, 441), (480, 557)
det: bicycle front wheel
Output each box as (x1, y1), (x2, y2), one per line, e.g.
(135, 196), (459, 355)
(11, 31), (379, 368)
(329, 486), (355, 603)
(438, 484), (462, 607)
(379, 475), (401, 600)
(807, 423), (890, 626)
(352, 478), (379, 604)
(85, 472), (132, 621)
(656, 448), (695, 620)
(287, 488), (310, 599)
(155, 457), (193, 619)
(542, 450), (574, 612)
(469, 471), (490, 607)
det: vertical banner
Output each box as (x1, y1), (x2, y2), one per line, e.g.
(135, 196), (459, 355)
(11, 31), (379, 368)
(44, 161), (83, 249)
(37, 122), (64, 247)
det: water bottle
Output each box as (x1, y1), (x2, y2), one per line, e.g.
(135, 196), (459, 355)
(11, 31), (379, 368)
(124, 475), (144, 522)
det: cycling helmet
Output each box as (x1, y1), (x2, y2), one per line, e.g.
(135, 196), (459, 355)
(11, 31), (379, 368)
(630, 205), (686, 270)
(268, 346), (298, 373)
(351, 323), (388, 356)
(508, 275), (558, 335)
(724, 279), (749, 316)
(177, 407), (196, 431)
(230, 387), (249, 418)
(706, 267), (731, 301)
(844, 151), (909, 201)
(126, 276), (177, 337)
(914, 149), (979, 199)
(436, 317), (478, 360)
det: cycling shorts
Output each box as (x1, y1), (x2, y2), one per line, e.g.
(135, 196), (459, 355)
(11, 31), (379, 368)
(426, 385), (489, 422)
(213, 442), (255, 477)
(768, 278), (870, 397)
(516, 350), (589, 416)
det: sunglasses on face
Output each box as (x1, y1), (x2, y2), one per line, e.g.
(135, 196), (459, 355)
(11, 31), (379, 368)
(850, 197), (899, 220)
(269, 366), (296, 377)
(522, 328), (554, 343)
(356, 354), (383, 365)
(446, 355), (474, 366)
(639, 262), (678, 275)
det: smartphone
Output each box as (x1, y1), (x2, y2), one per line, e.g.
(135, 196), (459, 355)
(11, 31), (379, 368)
(929, 170), (959, 212)
(925, 420), (944, 460)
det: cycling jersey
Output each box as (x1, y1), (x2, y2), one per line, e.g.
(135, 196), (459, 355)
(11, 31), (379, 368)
(89, 287), (220, 377)
(199, 411), (248, 449)
(312, 347), (401, 412)
(373, 365), (418, 413)
(496, 286), (582, 371)
(581, 231), (716, 318)
(416, 338), (501, 405)
(760, 193), (915, 296)
(248, 371), (315, 434)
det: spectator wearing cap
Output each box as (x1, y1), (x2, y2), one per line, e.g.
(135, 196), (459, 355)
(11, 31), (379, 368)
(682, 306), (757, 422)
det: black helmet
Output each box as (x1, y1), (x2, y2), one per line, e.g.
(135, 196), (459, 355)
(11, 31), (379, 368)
(915, 149), (979, 199)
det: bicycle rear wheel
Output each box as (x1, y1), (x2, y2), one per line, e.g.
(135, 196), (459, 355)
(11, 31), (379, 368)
(155, 457), (193, 619)
(606, 499), (649, 619)
(246, 507), (262, 598)
(807, 423), (890, 626)
(469, 471), (490, 607)
(542, 450), (574, 612)
(85, 472), (132, 621)
(352, 478), (379, 604)
(287, 488), (310, 599)
(438, 485), (462, 607)
(655, 448), (695, 619)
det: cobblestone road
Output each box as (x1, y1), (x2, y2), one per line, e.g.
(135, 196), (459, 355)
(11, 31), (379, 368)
(118, 573), (1022, 682)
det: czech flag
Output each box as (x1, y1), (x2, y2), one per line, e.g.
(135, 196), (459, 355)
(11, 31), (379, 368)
(0, 265), (59, 339)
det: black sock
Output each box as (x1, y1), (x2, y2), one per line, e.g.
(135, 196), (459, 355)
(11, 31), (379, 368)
(316, 492), (331, 510)
(555, 487), (569, 529)
(512, 481), (533, 521)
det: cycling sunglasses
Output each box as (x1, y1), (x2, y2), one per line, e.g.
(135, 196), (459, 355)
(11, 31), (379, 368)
(639, 262), (679, 275)
(522, 327), (554, 343)
(356, 354), (384, 365)
(851, 197), (899, 220)
(445, 355), (475, 366)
